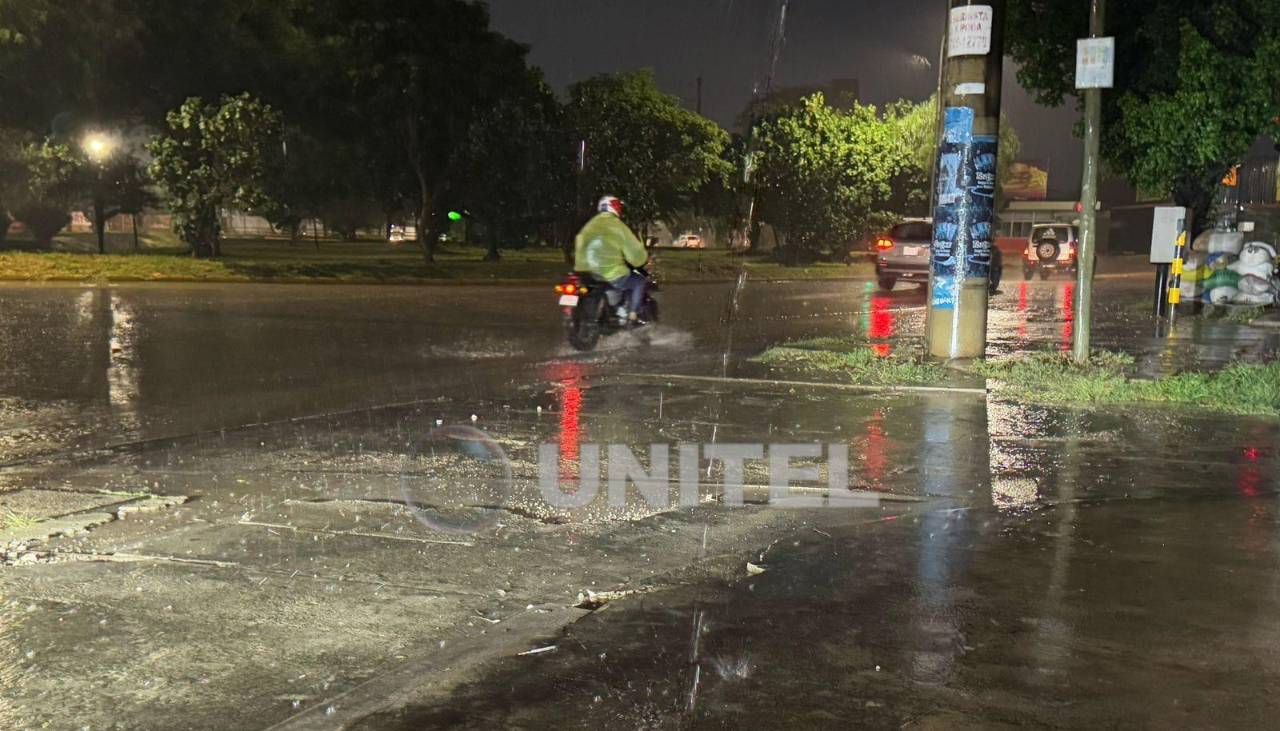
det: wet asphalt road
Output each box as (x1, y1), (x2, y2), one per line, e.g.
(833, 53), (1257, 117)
(3, 269), (1280, 729)
(0, 271), (1228, 463)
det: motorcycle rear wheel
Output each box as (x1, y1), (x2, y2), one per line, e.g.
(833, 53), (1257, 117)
(566, 297), (602, 351)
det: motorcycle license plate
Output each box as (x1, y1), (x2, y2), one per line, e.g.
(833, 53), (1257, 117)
(903, 246), (923, 256)
(558, 295), (580, 307)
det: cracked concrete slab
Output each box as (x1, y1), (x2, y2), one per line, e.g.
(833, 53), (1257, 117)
(0, 488), (131, 521)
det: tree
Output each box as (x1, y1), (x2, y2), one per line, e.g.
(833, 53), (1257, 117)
(301, 0), (537, 263)
(457, 72), (571, 261)
(754, 94), (904, 262)
(75, 150), (159, 254)
(0, 130), (31, 248)
(667, 137), (742, 249)
(148, 94), (282, 257)
(736, 80), (864, 134)
(1007, 0), (1280, 229)
(260, 127), (336, 246)
(114, 161), (158, 253)
(14, 141), (84, 247)
(567, 70), (731, 230)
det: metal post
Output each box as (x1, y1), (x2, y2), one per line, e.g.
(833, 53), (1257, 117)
(1072, 0), (1106, 363)
(1152, 263), (1170, 318)
(1168, 225), (1187, 329)
(926, 0), (1005, 360)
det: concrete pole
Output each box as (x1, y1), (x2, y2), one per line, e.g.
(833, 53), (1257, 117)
(926, 0), (1005, 360)
(1073, 0), (1106, 364)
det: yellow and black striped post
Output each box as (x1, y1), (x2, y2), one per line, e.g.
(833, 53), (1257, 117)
(1167, 227), (1188, 329)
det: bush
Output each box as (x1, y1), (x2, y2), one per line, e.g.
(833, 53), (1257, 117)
(14, 203), (70, 247)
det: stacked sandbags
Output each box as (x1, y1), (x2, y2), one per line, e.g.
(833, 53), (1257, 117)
(1181, 231), (1278, 306)
(1228, 242), (1278, 305)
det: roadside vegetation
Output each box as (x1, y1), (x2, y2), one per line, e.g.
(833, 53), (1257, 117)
(975, 351), (1280, 416)
(0, 237), (872, 285)
(0, 508), (41, 531)
(754, 335), (947, 385)
(757, 337), (1280, 416)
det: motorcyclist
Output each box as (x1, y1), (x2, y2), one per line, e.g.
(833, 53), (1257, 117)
(573, 196), (650, 324)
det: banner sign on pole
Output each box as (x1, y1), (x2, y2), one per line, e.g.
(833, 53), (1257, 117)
(948, 5), (993, 58)
(1076, 37), (1115, 89)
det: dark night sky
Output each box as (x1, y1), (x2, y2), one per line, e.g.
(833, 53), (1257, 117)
(487, 0), (1084, 195)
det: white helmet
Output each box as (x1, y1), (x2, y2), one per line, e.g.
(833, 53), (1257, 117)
(597, 196), (624, 217)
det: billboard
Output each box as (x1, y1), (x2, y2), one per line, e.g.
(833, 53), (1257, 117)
(1002, 162), (1049, 201)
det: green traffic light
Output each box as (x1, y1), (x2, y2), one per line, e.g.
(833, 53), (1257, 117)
(447, 211), (463, 222)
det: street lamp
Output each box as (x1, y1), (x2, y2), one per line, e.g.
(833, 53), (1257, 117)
(83, 132), (115, 163)
(82, 132), (118, 254)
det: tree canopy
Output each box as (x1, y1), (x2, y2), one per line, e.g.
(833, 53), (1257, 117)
(1007, 0), (1280, 224)
(754, 94), (905, 260)
(568, 70), (731, 229)
(148, 94), (282, 257)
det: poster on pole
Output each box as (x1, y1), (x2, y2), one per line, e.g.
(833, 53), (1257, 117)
(948, 5), (993, 58)
(1076, 37), (1115, 89)
(931, 107), (996, 311)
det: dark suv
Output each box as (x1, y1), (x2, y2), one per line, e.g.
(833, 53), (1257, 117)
(874, 221), (1002, 294)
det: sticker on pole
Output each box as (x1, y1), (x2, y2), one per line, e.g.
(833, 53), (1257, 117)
(948, 5), (993, 58)
(1076, 37), (1115, 89)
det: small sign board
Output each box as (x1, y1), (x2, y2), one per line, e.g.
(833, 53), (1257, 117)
(1150, 206), (1186, 264)
(1076, 37), (1115, 89)
(948, 5), (993, 58)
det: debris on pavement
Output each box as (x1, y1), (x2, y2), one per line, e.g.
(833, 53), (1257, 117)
(574, 588), (640, 610)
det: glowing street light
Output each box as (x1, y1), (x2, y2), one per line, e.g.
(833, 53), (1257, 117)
(83, 132), (117, 164)
(82, 131), (119, 254)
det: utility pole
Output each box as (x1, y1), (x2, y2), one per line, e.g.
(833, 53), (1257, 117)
(1073, 0), (1108, 363)
(733, 0), (790, 252)
(926, 0), (1005, 360)
(696, 75), (704, 116)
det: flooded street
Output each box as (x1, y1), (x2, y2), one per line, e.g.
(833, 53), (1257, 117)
(3, 266), (1245, 463)
(2, 268), (1280, 729)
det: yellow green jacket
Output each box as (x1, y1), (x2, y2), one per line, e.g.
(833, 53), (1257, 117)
(573, 213), (648, 281)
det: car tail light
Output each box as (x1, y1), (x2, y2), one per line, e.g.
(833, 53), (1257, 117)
(876, 237), (894, 250)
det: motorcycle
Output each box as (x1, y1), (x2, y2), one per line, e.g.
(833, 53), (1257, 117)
(555, 268), (660, 352)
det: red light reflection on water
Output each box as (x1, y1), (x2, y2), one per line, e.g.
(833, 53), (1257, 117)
(1017, 282), (1029, 340)
(868, 296), (895, 358)
(861, 409), (889, 483)
(1239, 445), (1262, 497)
(1060, 282), (1075, 350)
(545, 362), (585, 481)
